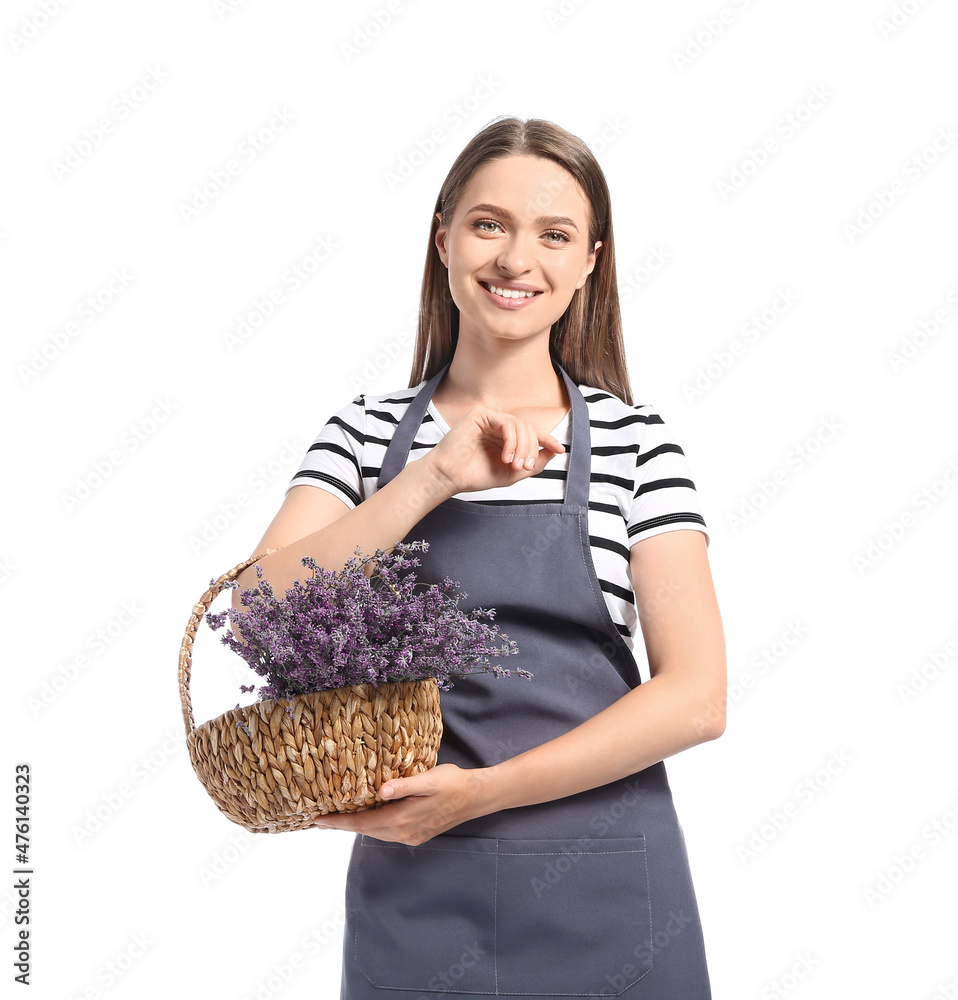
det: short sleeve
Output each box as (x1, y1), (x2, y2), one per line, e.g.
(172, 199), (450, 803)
(285, 394), (365, 509)
(627, 405), (710, 549)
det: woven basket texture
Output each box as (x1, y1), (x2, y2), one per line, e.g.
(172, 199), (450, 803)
(178, 552), (443, 833)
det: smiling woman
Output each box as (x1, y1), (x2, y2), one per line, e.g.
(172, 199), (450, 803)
(431, 154), (603, 370)
(240, 115), (725, 1000)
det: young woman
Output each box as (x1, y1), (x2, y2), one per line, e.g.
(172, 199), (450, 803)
(237, 116), (726, 999)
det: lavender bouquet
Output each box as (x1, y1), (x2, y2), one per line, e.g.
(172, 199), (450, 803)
(205, 539), (529, 702)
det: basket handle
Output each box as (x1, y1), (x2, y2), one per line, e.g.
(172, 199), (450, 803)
(177, 549), (278, 736)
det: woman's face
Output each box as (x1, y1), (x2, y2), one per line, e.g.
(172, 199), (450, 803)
(435, 154), (601, 348)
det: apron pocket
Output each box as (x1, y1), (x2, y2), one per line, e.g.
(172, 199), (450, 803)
(495, 835), (653, 997)
(350, 832), (498, 993)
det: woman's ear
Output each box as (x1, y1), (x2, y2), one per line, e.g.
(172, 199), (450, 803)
(434, 212), (449, 268)
(576, 240), (602, 289)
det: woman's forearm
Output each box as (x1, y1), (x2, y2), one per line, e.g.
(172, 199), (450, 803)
(477, 671), (726, 816)
(234, 455), (454, 599)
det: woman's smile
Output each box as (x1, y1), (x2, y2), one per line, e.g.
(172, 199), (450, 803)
(477, 278), (544, 310)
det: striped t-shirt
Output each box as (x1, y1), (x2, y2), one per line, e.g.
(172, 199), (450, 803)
(286, 380), (710, 651)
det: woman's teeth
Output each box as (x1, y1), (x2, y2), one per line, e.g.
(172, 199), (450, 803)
(485, 283), (538, 299)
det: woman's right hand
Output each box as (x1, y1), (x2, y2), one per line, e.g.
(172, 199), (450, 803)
(423, 405), (566, 496)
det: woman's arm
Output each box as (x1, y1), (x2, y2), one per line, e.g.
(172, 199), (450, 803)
(232, 405), (565, 626)
(312, 528), (725, 843)
(479, 528), (725, 813)
(232, 456), (455, 605)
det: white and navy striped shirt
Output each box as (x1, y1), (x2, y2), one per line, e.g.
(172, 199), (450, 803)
(286, 381), (710, 651)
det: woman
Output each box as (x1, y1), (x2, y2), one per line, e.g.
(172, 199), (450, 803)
(238, 116), (726, 999)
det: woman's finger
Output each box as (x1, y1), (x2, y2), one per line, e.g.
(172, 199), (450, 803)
(526, 424), (540, 469)
(510, 420), (528, 471)
(540, 431), (566, 454)
(498, 414), (526, 469)
(500, 417), (518, 465)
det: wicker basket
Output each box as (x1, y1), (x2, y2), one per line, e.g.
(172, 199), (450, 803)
(178, 551), (444, 834)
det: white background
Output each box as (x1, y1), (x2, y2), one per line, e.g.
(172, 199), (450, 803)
(5, 1), (958, 998)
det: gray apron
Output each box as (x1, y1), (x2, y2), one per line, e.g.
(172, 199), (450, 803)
(340, 360), (712, 999)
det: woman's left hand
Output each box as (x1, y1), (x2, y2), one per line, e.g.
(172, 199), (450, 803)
(310, 763), (495, 846)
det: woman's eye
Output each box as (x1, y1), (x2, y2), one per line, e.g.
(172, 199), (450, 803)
(472, 220), (571, 244)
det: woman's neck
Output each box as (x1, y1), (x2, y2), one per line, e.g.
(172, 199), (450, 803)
(436, 337), (567, 411)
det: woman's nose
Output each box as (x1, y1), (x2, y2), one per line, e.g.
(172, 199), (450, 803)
(495, 236), (535, 274)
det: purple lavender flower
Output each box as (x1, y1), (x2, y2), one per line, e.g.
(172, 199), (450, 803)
(205, 540), (525, 702)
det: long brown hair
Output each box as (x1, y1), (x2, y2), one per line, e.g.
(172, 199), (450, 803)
(407, 115), (633, 405)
